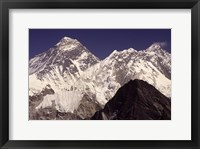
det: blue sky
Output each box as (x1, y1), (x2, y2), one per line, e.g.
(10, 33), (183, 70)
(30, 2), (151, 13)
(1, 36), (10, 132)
(29, 29), (171, 60)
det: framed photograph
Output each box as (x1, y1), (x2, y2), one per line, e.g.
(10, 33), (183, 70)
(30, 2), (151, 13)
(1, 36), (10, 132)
(0, 0), (199, 148)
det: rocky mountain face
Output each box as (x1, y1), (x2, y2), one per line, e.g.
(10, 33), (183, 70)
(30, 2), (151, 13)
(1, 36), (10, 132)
(29, 36), (171, 120)
(30, 93), (102, 120)
(91, 79), (171, 120)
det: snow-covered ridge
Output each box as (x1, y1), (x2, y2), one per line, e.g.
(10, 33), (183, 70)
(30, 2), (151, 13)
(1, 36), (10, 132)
(29, 37), (171, 113)
(82, 46), (171, 99)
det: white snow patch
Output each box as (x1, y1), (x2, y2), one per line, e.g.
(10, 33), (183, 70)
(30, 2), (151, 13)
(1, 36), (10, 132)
(36, 91), (83, 113)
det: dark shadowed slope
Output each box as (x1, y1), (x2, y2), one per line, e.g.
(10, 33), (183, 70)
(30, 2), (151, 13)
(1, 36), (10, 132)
(91, 79), (171, 120)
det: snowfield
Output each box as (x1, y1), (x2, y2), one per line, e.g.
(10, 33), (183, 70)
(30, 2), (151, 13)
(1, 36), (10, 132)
(36, 91), (83, 113)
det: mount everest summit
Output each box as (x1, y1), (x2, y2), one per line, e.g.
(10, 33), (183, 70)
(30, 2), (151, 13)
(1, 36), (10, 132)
(29, 36), (171, 120)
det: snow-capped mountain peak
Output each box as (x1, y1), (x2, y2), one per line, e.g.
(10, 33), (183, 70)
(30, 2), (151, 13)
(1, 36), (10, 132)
(146, 43), (165, 53)
(57, 36), (76, 43)
(106, 48), (138, 60)
(55, 36), (81, 52)
(62, 36), (74, 41)
(150, 43), (162, 49)
(29, 36), (100, 96)
(127, 48), (136, 52)
(107, 50), (118, 58)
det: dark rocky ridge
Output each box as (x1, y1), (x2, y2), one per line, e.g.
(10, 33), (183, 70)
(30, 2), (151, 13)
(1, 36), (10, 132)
(74, 94), (102, 119)
(91, 79), (171, 120)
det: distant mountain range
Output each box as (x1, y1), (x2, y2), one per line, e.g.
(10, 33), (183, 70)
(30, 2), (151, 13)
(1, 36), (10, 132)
(29, 36), (171, 120)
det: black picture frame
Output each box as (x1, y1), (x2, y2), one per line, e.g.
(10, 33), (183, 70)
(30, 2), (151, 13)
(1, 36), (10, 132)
(0, 0), (199, 148)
